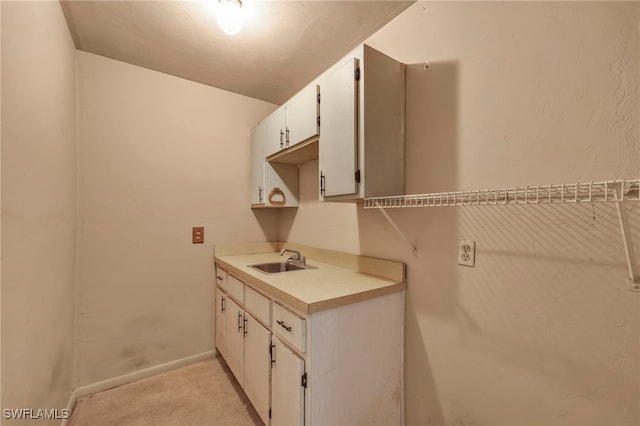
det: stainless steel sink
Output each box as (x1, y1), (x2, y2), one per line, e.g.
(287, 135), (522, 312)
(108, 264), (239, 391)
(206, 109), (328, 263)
(248, 262), (315, 274)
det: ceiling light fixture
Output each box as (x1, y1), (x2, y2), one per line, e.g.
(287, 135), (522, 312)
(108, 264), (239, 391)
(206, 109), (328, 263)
(217, 0), (244, 36)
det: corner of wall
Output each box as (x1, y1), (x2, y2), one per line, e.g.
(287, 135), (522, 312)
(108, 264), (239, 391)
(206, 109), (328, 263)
(0, 0), (4, 418)
(71, 45), (83, 404)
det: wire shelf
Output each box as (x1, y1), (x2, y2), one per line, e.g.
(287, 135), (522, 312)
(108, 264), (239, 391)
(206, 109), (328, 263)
(363, 179), (640, 209)
(363, 178), (640, 289)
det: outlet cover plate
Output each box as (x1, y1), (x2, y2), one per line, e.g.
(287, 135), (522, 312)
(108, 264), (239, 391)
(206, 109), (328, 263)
(192, 227), (204, 244)
(458, 239), (475, 267)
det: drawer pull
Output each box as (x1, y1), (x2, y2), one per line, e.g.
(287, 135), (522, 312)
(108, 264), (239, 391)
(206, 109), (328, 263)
(276, 320), (292, 332)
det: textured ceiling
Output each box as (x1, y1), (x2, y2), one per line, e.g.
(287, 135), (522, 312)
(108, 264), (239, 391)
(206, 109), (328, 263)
(61, 1), (413, 104)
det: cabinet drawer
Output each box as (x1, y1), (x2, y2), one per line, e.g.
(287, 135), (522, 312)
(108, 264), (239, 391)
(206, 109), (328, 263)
(245, 285), (270, 326)
(273, 302), (306, 353)
(215, 265), (228, 290)
(227, 274), (244, 304)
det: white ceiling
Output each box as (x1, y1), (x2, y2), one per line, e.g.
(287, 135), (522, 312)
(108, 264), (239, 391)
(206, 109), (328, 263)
(61, 1), (413, 104)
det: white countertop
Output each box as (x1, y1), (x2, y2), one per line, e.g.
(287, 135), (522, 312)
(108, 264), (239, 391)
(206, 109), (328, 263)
(215, 251), (405, 314)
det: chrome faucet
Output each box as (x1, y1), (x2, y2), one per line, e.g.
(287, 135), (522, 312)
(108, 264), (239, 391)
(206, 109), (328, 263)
(280, 248), (306, 266)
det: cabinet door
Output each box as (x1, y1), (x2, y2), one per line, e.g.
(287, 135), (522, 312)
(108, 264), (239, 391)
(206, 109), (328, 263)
(285, 84), (319, 148)
(215, 287), (227, 359)
(271, 336), (305, 426)
(265, 106), (286, 157)
(243, 313), (271, 425)
(250, 122), (265, 205)
(319, 57), (359, 197)
(223, 297), (244, 386)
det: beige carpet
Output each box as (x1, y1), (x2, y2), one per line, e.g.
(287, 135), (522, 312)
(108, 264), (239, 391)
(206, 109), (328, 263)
(69, 356), (262, 426)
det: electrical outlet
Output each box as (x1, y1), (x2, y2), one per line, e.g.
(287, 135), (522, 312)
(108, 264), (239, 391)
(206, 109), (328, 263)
(192, 227), (204, 244)
(458, 239), (475, 267)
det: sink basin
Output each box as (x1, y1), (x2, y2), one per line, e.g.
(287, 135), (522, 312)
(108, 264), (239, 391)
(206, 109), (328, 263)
(249, 262), (314, 274)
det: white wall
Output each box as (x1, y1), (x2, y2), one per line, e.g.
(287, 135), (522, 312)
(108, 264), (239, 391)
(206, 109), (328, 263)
(75, 52), (278, 386)
(281, 2), (640, 425)
(1, 1), (78, 424)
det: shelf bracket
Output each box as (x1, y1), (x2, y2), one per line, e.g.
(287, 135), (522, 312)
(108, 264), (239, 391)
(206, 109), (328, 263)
(374, 202), (417, 256)
(613, 182), (640, 292)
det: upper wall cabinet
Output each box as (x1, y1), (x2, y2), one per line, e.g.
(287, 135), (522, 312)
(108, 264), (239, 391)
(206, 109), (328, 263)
(319, 57), (359, 197)
(264, 84), (320, 158)
(249, 43), (403, 208)
(264, 106), (286, 158)
(319, 44), (405, 201)
(250, 122), (266, 205)
(250, 121), (299, 208)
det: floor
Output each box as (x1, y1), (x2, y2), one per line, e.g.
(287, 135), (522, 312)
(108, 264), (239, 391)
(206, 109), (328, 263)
(69, 356), (262, 426)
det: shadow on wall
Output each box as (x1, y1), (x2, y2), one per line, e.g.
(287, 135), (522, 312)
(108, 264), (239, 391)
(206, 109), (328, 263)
(279, 194), (300, 242)
(356, 62), (639, 424)
(446, 201), (639, 425)
(251, 208), (281, 242)
(358, 61), (460, 424)
(456, 200), (639, 363)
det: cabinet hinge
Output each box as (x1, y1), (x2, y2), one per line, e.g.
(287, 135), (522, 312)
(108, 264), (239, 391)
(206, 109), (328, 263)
(355, 169), (361, 183)
(301, 372), (307, 389)
(355, 67), (361, 81)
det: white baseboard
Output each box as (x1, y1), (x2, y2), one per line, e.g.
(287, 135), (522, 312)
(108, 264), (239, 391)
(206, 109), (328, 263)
(61, 350), (217, 426)
(60, 387), (77, 426)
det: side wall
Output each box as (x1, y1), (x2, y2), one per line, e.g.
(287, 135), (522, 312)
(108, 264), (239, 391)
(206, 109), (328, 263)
(0, 0), (4, 416)
(281, 2), (640, 425)
(1, 2), (78, 424)
(75, 52), (278, 386)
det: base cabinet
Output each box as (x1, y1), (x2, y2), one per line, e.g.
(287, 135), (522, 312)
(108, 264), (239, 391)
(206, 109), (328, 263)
(223, 295), (244, 386)
(214, 268), (404, 426)
(244, 313), (271, 424)
(271, 336), (305, 426)
(215, 289), (227, 359)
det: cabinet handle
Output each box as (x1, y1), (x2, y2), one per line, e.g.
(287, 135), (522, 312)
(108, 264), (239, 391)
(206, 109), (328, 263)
(270, 342), (276, 367)
(243, 316), (248, 337)
(221, 296), (225, 313)
(237, 312), (243, 332)
(258, 186), (263, 203)
(268, 187), (286, 206)
(276, 320), (292, 332)
(216, 275), (223, 281)
(280, 129), (284, 149)
(285, 127), (290, 147)
(320, 172), (325, 196)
